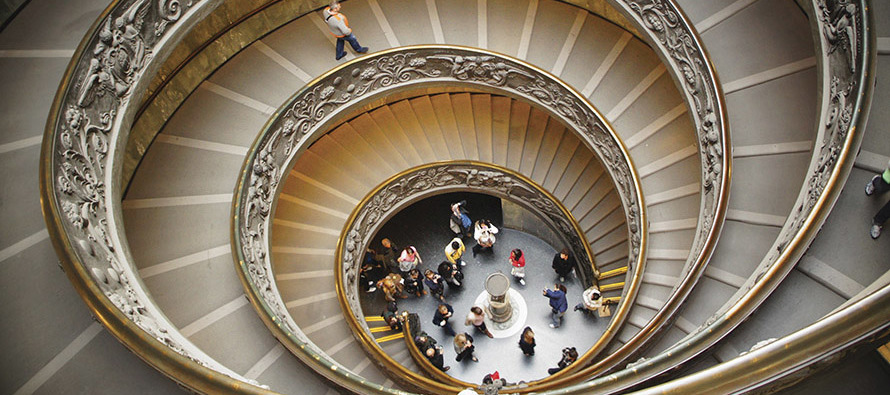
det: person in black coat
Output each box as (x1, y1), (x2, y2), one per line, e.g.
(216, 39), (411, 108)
(438, 260), (463, 288)
(424, 269), (446, 302)
(551, 248), (575, 282)
(432, 303), (457, 337)
(404, 268), (426, 297)
(360, 248), (387, 292)
(454, 332), (477, 362)
(424, 345), (450, 372)
(518, 326), (536, 356)
(547, 347), (578, 375)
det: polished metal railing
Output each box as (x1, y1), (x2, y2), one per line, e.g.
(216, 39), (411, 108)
(548, 0), (877, 392)
(39, 0), (876, 392)
(543, 0), (733, 382)
(232, 46), (648, 393)
(332, 160), (624, 392)
(40, 0), (274, 393)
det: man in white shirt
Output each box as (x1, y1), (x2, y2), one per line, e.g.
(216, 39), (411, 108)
(323, 1), (369, 60)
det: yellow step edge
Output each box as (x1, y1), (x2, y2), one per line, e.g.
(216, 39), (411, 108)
(597, 266), (628, 280)
(601, 282), (625, 292)
(878, 342), (890, 365)
(365, 316), (384, 322)
(370, 326), (393, 333)
(603, 296), (621, 304)
(376, 333), (405, 343)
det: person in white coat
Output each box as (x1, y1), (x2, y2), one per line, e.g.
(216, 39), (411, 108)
(323, 1), (368, 60)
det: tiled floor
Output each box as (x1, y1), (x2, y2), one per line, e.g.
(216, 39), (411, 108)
(360, 194), (611, 384)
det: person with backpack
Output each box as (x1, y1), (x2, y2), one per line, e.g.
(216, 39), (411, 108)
(322, 1), (369, 60)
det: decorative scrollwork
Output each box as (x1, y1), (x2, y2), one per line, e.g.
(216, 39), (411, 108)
(155, 0), (191, 36)
(427, 54), (533, 86)
(78, 0), (153, 108)
(233, 46), (647, 391)
(625, 0), (725, 204)
(816, 0), (859, 74)
(45, 0), (242, 381)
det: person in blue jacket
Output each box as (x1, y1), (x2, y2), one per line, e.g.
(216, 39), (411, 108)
(543, 284), (568, 328)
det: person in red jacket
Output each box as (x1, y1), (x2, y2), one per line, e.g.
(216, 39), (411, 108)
(323, 1), (368, 60)
(509, 248), (526, 285)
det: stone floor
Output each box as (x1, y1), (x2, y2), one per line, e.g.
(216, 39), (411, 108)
(360, 195), (611, 384)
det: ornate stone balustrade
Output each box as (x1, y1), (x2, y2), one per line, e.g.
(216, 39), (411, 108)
(550, 0), (877, 392)
(40, 1), (271, 393)
(332, 162), (607, 390)
(38, 0), (874, 392)
(232, 46), (647, 393)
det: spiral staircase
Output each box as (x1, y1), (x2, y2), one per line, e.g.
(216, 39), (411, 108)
(2, 0), (889, 394)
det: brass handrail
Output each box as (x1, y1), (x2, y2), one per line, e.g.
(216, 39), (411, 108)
(631, 283), (890, 394)
(40, 0), (877, 392)
(105, 0), (716, 391)
(233, 46), (648, 394)
(540, 0), (733, 384)
(40, 0), (276, 393)
(332, 161), (630, 393)
(538, 0), (876, 392)
(401, 313), (467, 386)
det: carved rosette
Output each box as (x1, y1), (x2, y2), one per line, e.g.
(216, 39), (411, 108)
(338, 164), (598, 321)
(233, 47), (646, 383)
(48, 0), (205, 365)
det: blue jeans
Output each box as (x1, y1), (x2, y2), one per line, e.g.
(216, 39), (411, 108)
(336, 33), (365, 59)
(551, 308), (564, 327)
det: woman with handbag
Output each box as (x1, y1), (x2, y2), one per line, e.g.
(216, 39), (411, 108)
(453, 332), (477, 362)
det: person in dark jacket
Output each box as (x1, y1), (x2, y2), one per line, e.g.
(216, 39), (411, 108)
(438, 260), (463, 288)
(433, 303), (457, 337)
(544, 284), (568, 328)
(360, 248), (387, 292)
(382, 308), (402, 331)
(404, 268), (426, 297)
(454, 332), (477, 362)
(414, 331), (437, 351)
(380, 238), (400, 274)
(424, 269), (446, 302)
(425, 345), (450, 372)
(551, 248), (575, 282)
(518, 326), (536, 356)
(547, 347), (578, 375)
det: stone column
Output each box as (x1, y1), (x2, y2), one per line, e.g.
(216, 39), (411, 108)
(485, 273), (513, 322)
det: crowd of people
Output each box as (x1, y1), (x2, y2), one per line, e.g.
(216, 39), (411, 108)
(358, 199), (609, 386)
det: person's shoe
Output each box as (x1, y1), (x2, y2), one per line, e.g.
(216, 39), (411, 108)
(486, 331), (493, 338)
(871, 224), (883, 239)
(573, 305), (581, 312)
(460, 261), (466, 266)
(549, 323), (557, 329)
(559, 277), (565, 282)
(357, 47), (369, 54)
(519, 279), (526, 286)
(367, 286), (377, 293)
(471, 356), (478, 362)
(443, 366), (451, 372)
(335, 52), (346, 61)
(866, 175), (879, 195)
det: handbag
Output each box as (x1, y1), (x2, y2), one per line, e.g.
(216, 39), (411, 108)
(598, 304), (612, 317)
